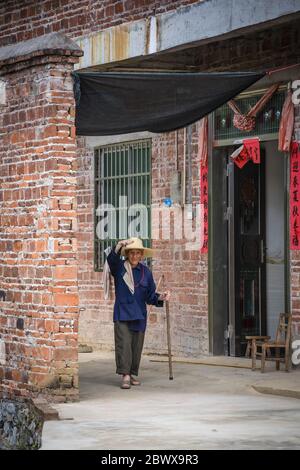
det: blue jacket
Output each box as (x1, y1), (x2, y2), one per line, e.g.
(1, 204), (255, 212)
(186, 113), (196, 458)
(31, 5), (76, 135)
(107, 248), (163, 332)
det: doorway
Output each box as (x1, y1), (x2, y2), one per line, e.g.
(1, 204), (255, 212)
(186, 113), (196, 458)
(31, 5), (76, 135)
(209, 140), (288, 356)
(227, 148), (266, 356)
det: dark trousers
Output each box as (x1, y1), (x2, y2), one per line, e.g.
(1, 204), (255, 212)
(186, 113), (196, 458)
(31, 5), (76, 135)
(114, 321), (145, 376)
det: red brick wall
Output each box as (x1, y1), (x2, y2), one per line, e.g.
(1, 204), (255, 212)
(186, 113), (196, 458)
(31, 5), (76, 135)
(176, 18), (300, 73)
(148, 128), (208, 355)
(0, 55), (80, 401)
(76, 20), (300, 355)
(77, 127), (209, 357)
(76, 137), (117, 351)
(0, 0), (201, 47)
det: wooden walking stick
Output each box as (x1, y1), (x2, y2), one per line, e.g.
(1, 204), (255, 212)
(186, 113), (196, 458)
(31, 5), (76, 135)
(148, 274), (173, 379)
(161, 274), (173, 380)
(165, 298), (174, 380)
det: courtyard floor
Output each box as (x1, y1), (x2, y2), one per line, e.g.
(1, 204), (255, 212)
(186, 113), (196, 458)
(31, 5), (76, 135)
(41, 351), (300, 450)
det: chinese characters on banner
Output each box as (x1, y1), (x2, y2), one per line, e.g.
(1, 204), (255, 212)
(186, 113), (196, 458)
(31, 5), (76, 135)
(244, 138), (260, 164)
(200, 163), (208, 253)
(290, 141), (300, 250)
(232, 145), (250, 168)
(231, 138), (260, 168)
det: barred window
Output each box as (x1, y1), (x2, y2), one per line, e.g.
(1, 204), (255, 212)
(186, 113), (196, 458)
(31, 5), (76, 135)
(94, 140), (151, 271)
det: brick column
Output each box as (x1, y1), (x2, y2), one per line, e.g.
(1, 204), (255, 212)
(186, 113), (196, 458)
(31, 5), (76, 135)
(0, 34), (82, 402)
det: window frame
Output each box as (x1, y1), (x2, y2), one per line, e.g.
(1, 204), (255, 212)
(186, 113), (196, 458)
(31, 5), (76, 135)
(94, 139), (152, 272)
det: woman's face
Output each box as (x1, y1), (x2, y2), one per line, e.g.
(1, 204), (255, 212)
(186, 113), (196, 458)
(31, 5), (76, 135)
(127, 249), (143, 267)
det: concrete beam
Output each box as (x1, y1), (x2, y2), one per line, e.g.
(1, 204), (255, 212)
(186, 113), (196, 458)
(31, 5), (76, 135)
(75, 20), (149, 70)
(159, 0), (300, 52)
(75, 0), (300, 70)
(85, 132), (157, 148)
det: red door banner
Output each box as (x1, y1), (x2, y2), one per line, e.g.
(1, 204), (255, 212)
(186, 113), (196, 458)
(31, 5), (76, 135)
(244, 138), (260, 163)
(232, 145), (250, 168)
(230, 138), (260, 167)
(200, 163), (208, 253)
(290, 141), (300, 250)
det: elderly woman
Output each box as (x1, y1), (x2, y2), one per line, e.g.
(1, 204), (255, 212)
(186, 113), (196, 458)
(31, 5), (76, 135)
(107, 237), (170, 389)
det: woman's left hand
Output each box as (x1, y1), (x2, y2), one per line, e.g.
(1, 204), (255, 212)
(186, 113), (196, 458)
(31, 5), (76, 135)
(159, 290), (171, 301)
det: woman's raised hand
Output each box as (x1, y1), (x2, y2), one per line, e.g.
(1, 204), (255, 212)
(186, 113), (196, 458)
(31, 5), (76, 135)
(115, 239), (134, 253)
(121, 239), (134, 247)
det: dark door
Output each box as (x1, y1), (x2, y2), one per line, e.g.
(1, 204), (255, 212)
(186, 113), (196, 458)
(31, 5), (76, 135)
(209, 147), (229, 355)
(228, 150), (266, 356)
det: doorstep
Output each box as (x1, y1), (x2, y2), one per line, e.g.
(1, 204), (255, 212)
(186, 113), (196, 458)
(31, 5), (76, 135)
(149, 355), (300, 399)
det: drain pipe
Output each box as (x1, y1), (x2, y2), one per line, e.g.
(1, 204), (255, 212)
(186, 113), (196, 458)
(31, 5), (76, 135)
(175, 130), (178, 171)
(182, 127), (186, 206)
(186, 124), (193, 207)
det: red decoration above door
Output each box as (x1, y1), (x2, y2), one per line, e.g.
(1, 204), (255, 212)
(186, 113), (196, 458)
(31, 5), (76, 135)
(244, 138), (260, 164)
(230, 138), (260, 168)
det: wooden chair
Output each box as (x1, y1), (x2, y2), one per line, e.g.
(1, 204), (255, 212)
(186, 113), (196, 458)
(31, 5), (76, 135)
(246, 313), (292, 372)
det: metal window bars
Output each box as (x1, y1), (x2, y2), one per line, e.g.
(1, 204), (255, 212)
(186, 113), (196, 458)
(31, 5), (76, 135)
(94, 139), (152, 271)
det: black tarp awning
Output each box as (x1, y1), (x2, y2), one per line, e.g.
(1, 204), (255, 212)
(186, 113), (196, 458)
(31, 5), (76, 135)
(72, 71), (264, 136)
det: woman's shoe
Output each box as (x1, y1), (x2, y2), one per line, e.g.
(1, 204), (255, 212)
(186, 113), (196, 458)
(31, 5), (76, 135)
(130, 376), (141, 386)
(121, 377), (131, 389)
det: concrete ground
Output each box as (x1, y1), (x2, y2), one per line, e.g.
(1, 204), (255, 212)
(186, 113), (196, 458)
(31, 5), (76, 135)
(41, 352), (300, 450)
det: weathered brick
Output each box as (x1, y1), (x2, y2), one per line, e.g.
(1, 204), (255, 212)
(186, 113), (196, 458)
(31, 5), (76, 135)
(0, 0), (201, 49)
(53, 348), (77, 361)
(0, 50), (80, 401)
(54, 266), (77, 280)
(54, 293), (79, 306)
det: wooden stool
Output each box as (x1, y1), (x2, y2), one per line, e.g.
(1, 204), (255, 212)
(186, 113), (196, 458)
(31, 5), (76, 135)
(245, 336), (271, 370)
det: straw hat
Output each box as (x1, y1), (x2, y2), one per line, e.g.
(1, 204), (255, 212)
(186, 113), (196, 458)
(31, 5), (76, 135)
(120, 237), (155, 258)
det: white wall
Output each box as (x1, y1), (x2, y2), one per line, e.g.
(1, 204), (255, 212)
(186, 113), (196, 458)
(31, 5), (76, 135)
(265, 140), (285, 339)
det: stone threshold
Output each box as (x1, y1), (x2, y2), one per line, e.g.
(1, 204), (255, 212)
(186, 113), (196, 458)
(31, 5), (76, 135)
(252, 385), (300, 400)
(149, 355), (259, 369)
(33, 398), (59, 421)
